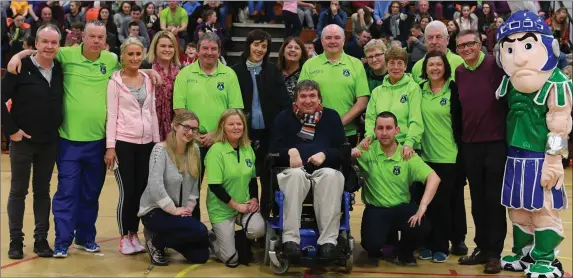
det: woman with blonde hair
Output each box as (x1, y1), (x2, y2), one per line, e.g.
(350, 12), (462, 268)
(205, 109), (265, 266)
(138, 111), (210, 266)
(105, 37), (160, 255)
(141, 31), (182, 141)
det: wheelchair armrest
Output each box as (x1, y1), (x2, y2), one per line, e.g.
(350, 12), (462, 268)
(265, 153), (281, 168)
(344, 163), (365, 193)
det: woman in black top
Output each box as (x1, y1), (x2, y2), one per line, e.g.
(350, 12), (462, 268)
(231, 29), (291, 218)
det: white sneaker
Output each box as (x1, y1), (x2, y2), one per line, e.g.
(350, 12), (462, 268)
(119, 237), (136, 255)
(130, 234), (145, 253)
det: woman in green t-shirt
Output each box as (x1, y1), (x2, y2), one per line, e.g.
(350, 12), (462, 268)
(205, 109), (265, 266)
(417, 50), (464, 263)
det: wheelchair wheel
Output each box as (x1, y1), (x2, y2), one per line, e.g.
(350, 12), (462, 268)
(270, 256), (290, 275)
(344, 253), (353, 273)
(263, 222), (274, 265)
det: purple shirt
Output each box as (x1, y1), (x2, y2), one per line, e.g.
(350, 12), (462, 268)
(455, 55), (507, 143)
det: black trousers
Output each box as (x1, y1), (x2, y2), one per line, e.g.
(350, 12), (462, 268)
(462, 141), (507, 258)
(8, 140), (58, 241)
(282, 10), (302, 38)
(450, 172), (467, 244)
(424, 162), (457, 254)
(361, 203), (430, 261)
(114, 141), (154, 235)
(142, 208), (210, 264)
(250, 129), (271, 218)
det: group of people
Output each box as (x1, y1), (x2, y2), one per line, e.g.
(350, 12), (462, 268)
(1, 2), (571, 278)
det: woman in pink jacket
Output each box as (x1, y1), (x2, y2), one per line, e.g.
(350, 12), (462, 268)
(104, 37), (160, 255)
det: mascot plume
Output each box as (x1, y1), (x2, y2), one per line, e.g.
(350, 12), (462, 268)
(495, 2), (573, 278)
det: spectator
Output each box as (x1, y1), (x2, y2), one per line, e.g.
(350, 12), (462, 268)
(299, 24), (370, 145)
(269, 80), (346, 262)
(126, 21), (149, 49)
(304, 40), (317, 57)
(414, 0), (433, 22)
(142, 31), (182, 142)
(408, 24), (427, 67)
(278, 36), (309, 100)
(33, 1), (66, 28)
(98, 7), (119, 48)
(447, 20), (460, 54)
(30, 7), (63, 44)
(344, 28), (372, 62)
(477, 3), (496, 33)
(64, 1), (85, 34)
(231, 29), (291, 218)
(455, 4), (478, 32)
(486, 17), (503, 54)
(381, 1), (411, 46)
(160, 1), (189, 46)
(23, 35), (35, 50)
(8, 14), (31, 52)
(352, 1), (374, 13)
(298, 1), (315, 29)
(114, 2), (132, 32)
(351, 7), (374, 39)
(316, 1), (347, 39)
(143, 2), (161, 39)
(10, 1), (30, 21)
(2, 24), (63, 260)
(119, 5), (150, 45)
(173, 32), (244, 219)
(282, 0), (302, 38)
(373, 1), (391, 27)
(546, 7), (570, 54)
(188, 1), (226, 42)
(352, 111), (439, 266)
(182, 42), (198, 66)
(105, 37), (160, 255)
(419, 14), (431, 32)
(194, 9), (223, 42)
(205, 109), (265, 266)
(138, 111), (210, 266)
(64, 21), (83, 47)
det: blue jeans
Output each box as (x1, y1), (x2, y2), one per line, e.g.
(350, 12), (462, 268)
(248, 1), (263, 15)
(558, 51), (567, 69)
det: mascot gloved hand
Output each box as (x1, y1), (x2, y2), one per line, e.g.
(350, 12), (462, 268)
(495, 2), (573, 278)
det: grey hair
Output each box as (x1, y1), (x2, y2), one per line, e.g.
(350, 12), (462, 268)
(363, 39), (387, 55)
(120, 37), (145, 63)
(425, 20), (449, 37)
(456, 29), (481, 42)
(197, 32), (221, 51)
(295, 79), (322, 100)
(36, 23), (62, 41)
(321, 24), (345, 40)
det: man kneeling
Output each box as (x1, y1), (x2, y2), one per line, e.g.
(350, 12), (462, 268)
(352, 111), (440, 266)
(269, 80), (347, 261)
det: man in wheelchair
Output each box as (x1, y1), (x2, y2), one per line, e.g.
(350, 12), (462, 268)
(269, 80), (347, 262)
(352, 111), (440, 266)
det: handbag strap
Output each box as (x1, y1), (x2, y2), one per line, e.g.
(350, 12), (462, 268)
(224, 213), (255, 268)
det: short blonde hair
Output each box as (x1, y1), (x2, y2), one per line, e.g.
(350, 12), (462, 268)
(363, 39), (387, 56)
(213, 109), (251, 147)
(120, 37), (145, 64)
(146, 31), (181, 67)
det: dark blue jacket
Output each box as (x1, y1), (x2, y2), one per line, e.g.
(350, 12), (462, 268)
(269, 107), (346, 171)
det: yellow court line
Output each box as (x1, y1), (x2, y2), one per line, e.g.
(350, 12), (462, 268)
(174, 264), (202, 278)
(467, 245), (572, 261)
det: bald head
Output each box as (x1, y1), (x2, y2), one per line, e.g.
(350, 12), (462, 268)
(321, 24), (345, 54)
(321, 24), (345, 40)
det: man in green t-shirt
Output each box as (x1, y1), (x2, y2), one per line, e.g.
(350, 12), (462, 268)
(298, 24), (370, 144)
(160, 1), (189, 45)
(7, 22), (161, 258)
(352, 111), (440, 266)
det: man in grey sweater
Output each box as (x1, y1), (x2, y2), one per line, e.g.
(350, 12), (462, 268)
(119, 5), (149, 44)
(408, 24), (427, 68)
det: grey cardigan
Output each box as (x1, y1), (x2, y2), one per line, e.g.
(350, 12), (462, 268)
(138, 143), (200, 217)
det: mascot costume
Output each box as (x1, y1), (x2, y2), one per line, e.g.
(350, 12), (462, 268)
(495, 2), (572, 278)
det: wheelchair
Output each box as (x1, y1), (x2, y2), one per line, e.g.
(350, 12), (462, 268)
(261, 143), (364, 274)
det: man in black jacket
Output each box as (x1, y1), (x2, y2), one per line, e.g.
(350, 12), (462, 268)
(1, 24), (63, 260)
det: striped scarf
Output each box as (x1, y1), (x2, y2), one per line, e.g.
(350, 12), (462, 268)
(293, 104), (323, 140)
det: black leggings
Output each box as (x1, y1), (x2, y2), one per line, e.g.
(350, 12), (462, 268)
(114, 141), (154, 235)
(283, 10), (302, 38)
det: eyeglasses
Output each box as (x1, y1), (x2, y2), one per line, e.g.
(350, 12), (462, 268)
(456, 41), (479, 50)
(366, 52), (385, 61)
(179, 124), (199, 133)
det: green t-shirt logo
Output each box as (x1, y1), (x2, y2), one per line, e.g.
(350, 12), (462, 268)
(343, 69), (350, 77)
(217, 82), (225, 91)
(393, 165), (401, 175)
(400, 94), (408, 103)
(245, 158), (253, 167)
(440, 98), (447, 106)
(100, 64), (107, 74)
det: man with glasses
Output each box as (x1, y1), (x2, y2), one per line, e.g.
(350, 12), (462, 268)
(299, 24), (370, 145)
(454, 29), (507, 274)
(411, 21), (464, 83)
(7, 20), (162, 258)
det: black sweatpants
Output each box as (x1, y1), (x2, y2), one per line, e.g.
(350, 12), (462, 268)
(282, 10), (302, 38)
(450, 172), (467, 244)
(361, 203), (430, 261)
(424, 162), (457, 254)
(8, 140), (58, 241)
(142, 208), (210, 264)
(462, 141), (507, 259)
(250, 129), (270, 218)
(114, 140), (154, 235)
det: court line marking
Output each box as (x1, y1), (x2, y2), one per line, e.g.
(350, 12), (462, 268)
(174, 264), (202, 278)
(467, 245), (572, 261)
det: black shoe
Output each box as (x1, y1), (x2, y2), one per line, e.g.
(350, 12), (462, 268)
(282, 241), (300, 259)
(8, 240), (24, 259)
(33, 238), (53, 257)
(143, 228), (168, 266)
(450, 241), (468, 256)
(394, 253), (417, 266)
(458, 248), (487, 265)
(318, 243), (337, 261)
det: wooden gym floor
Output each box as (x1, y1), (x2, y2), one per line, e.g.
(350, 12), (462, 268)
(0, 153), (571, 277)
